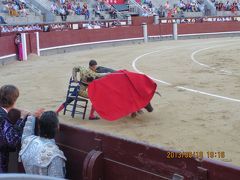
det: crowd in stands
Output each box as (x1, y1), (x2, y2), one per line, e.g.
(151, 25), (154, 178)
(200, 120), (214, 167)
(50, 0), (90, 20)
(156, 0), (240, 18)
(213, 0), (240, 13)
(0, 24), (42, 32)
(157, 0), (205, 18)
(1, 0), (29, 17)
(0, 0), (119, 22)
(49, 0), (119, 21)
(0, 20), (123, 33)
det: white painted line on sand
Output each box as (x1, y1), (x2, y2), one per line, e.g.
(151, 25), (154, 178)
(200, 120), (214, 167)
(132, 40), (240, 103)
(190, 45), (238, 75)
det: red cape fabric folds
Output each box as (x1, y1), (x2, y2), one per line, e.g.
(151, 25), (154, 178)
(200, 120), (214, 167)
(88, 70), (157, 121)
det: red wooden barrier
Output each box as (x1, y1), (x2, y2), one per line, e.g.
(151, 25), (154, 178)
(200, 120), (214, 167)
(56, 123), (240, 180)
(0, 35), (16, 57)
(178, 22), (240, 34)
(132, 16), (154, 26)
(39, 26), (143, 49)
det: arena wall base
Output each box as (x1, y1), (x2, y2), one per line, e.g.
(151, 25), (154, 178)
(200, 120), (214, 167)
(0, 55), (17, 66)
(177, 32), (240, 40)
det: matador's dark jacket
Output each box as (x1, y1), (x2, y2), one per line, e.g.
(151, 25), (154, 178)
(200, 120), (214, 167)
(0, 107), (25, 173)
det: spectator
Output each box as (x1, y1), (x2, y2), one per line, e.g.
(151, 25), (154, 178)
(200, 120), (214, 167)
(19, 111), (66, 178)
(96, 1), (101, 12)
(158, 5), (165, 17)
(14, 33), (23, 61)
(94, 3), (101, 17)
(59, 6), (67, 21)
(17, 25), (24, 31)
(51, 3), (58, 15)
(82, 3), (89, 20)
(7, 3), (18, 16)
(100, 0), (105, 11)
(231, 1), (237, 14)
(149, 1), (153, 9)
(219, 1), (224, 10)
(20, 6), (27, 16)
(66, 1), (74, 15)
(178, 0), (186, 11)
(164, 1), (170, 10)
(0, 85), (27, 173)
(71, 1), (77, 14)
(75, 3), (81, 15)
(83, 2), (88, 11)
(60, 0), (65, 5)
(225, 0), (230, 10)
(109, 7), (117, 19)
(166, 8), (173, 17)
(0, 26), (9, 32)
(237, 0), (240, 11)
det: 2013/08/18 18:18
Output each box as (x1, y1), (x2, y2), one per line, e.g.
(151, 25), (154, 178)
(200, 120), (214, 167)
(166, 151), (226, 159)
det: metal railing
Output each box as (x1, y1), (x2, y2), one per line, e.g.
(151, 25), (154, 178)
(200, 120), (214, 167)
(24, 0), (42, 16)
(103, 1), (127, 20)
(128, 0), (152, 16)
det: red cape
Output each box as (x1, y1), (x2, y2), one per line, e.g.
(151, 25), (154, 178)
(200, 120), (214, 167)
(88, 70), (157, 121)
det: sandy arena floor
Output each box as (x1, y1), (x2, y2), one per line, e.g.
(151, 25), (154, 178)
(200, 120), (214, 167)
(1, 37), (240, 166)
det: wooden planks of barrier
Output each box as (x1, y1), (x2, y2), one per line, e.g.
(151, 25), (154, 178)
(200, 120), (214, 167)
(56, 123), (240, 180)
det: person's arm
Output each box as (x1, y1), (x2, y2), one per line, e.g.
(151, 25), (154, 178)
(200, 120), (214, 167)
(89, 69), (108, 80)
(96, 72), (108, 77)
(21, 115), (36, 142)
(48, 157), (66, 178)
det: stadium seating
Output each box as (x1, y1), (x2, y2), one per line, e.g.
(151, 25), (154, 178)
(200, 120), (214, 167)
(112, 4), (130, 12)
(0, 0), (43, 24)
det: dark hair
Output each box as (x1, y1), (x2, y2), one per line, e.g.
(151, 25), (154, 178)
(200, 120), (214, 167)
(89, 59), (97, 67)
(0, 85), (19, 108)
(8, 108), (21, 124)
(39, 111), (59, 139)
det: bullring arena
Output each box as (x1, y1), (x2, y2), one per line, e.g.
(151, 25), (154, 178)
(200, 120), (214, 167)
(1, 35), (240, 169)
